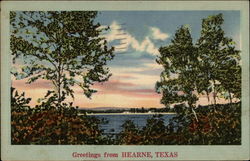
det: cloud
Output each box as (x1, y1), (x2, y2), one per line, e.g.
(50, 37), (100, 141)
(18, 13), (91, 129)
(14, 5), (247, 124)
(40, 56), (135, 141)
(94, 79), (136, 90)
(98, 87), (160, 99)
(110, 61), (163, 78)
(144, 62), (163, 70)
(113, 74), (137, 80)
(12, 79), (53, 89)
(91, 79), (160, 99)
(97, 25), (108, 31)
(103, 21), (161, 55)
(150, 27), (169, 40)
(73, 77), (160, 102)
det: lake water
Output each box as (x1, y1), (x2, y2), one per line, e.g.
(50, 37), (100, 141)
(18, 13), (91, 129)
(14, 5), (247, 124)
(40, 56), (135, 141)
(92, 114), (175, 135)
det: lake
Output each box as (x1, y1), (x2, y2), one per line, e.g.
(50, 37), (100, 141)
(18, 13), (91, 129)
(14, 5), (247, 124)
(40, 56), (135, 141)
(91, 113), (176, 135)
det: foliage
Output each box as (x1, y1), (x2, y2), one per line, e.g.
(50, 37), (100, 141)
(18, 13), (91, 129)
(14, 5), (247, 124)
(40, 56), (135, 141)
(170, 103), (241, 145)
(156, 25), (198, 108)
(11, 106), (109, 144)
(118, 103), (241, 145)
(141, 115), (169, 144)
(10, 11), (114, 106)
(11, 87), (31, 110)
(11, 89), (108, 145)
(118, 120), (143, 145)
(197, 13), (241, 102)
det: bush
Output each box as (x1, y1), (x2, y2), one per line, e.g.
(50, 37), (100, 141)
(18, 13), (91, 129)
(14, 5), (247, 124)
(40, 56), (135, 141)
(118, 115), (174, 145)
(118, 120), (142, 145)
(11, 88), (108, 144)
(118, 103), (241, 145)
(11, 106), (108, 144)
(171, 103), (241, 145)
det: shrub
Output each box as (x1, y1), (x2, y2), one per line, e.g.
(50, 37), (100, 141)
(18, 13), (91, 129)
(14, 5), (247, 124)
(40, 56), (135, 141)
(11, 89), (107, 144)
(118, 103), (241, 145)
(118, 120), (143, 145)
(11, 106), (108, 144)
(171, 103), (241, 145)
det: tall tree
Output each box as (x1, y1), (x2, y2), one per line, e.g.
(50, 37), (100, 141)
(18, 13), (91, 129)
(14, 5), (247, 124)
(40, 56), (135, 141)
(156, 13), (241, 121)
(10, 11), (114, 107)
(197, 13), (241, 104)
(156, 26), (199, 120)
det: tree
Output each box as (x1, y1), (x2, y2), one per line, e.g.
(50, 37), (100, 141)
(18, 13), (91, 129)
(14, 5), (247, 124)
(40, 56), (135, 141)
(10, 11), (114, 107)
(155, 26), (199, 120)
(197, 13), (241, 104)
(156, 14), (241, 121)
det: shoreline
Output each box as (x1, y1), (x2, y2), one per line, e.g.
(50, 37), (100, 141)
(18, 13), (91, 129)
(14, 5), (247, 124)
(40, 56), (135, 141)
(79, 112), (176, 116)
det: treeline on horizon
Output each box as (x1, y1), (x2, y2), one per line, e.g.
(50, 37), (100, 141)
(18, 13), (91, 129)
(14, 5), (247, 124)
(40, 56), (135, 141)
(78, 107), (175, 114)
(10, 11), (241, 145)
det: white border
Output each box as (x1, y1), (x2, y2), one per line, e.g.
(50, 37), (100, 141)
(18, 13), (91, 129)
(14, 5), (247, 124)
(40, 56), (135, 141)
(1, 1), (249, 160)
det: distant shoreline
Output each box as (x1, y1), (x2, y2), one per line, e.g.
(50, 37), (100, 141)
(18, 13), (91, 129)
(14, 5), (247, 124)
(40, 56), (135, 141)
(79, 112), (176, 116)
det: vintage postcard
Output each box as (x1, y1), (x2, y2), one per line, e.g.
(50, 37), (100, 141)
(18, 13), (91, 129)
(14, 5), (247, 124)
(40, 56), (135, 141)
(1, 1), (249, 160)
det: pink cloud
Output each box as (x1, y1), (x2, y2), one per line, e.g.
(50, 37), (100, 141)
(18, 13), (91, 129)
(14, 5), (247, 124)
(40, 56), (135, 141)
(113, 74), (136, 79)
(98, 88), (160, 98)
(12, 76), (162, 107)
(93, 79), (136, 90)
(12, 79), (53, 89)
(87, 79), (160, 98)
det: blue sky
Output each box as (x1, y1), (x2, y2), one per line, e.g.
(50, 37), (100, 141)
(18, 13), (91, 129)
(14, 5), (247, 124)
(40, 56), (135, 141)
(95, 11), (240, 68)
(96, 11), (240, 43)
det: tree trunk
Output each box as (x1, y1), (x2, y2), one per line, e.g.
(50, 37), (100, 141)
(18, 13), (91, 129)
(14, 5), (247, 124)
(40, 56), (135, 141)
(206, 90), (210, 105)
(189, 102), (198, 122)
(228, 90), (232, 104)
(213, 80), (217, 105)
(191, 107), (199, 122)
(57, 74), (62, 108)
(57, 61), (62, 108)
(57, 46), (62, 108)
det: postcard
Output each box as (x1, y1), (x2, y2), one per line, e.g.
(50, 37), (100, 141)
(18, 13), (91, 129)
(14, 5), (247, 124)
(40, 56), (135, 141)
(1, 1), (249, 160)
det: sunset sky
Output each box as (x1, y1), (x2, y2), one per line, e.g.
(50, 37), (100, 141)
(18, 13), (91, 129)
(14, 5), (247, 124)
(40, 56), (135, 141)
(12, 11), (240, 108)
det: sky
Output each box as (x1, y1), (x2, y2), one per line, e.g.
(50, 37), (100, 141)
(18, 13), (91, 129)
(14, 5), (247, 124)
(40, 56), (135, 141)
(12, 11), (240, 108)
